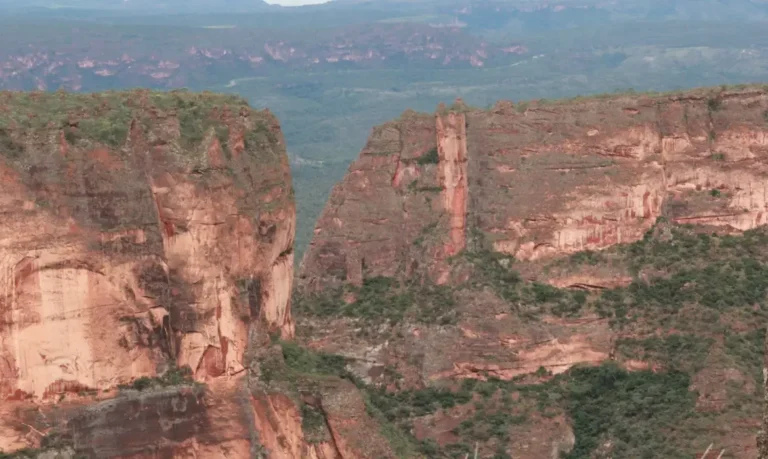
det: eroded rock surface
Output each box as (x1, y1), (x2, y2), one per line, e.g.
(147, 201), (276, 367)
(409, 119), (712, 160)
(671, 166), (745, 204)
(298, 85), (768, 458)
(303, 87), (768, 284)
(0, 90), (296, 456)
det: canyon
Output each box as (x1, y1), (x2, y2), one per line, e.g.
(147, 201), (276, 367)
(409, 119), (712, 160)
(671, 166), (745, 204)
(3, 84), (768, 458)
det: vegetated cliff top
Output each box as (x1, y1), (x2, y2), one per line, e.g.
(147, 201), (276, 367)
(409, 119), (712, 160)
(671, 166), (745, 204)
(417, 82), (768, 118)
(0, 89), (284, 163)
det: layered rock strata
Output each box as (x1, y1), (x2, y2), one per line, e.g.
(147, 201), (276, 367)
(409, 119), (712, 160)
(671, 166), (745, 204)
(302, 86), (768, 283)
(0, 90), (299, 457)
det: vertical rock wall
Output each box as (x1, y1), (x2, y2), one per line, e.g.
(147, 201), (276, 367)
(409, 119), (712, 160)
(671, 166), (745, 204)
(0, 90), (295, 456)
(302, 86), (768, 284)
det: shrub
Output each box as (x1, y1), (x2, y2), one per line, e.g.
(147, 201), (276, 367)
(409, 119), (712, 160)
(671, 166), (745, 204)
(280, 341), (349, 377)
(416, 147), (440, 165)
(568, 250), (604, 266)
(296, 276), (457, 326)
(564, 364), (695, 458)
(300, 403), (329, 443)
(710, 152), (726, 161)
(119, 364), (196, 391)
(0, 128), (24, 159)
(616, 334), (713, 372)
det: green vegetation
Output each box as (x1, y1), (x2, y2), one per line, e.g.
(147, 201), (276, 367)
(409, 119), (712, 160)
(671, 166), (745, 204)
(259, 340), (351, 388)
(294, 276), (458, 327)
(724, 328), (766, 388)
(273, 333), (704, 459)
(537, 225), (768, 331)
(564, 364), (695, 459)
(300, 403), (331, 444)
(293, 220), (768, 456)
(0, 90), (257, 154)
(416, 147), (440, 165)
(711, 152), (726, 161)
(279, 209), (768, 459)
(370, 363), (698, 458)
(0, 431), (82, 458)
(566, 250), (605, 266)
(118, 364), (200, 391)
(707, 96), (723, 112)
(413, 221), (439, 247)
(0, 450), (39, 458)
(464, 249), (588, 318)
(366, 384), (473, 423)
(278, 341), (349, 378)
(616, 334), (714, 372)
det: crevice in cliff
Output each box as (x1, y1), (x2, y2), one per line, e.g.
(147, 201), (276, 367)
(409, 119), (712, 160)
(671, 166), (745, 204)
(389, 124), (406, 188)
(564, 283), (608, 291)
(318, 411), (345, 459)
(259, 250), (295, 339)
(299, 394), (344, 457)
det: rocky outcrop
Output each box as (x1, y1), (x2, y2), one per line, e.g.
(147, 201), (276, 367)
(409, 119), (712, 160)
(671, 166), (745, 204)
(300, 110), (444, 287)
(297, 85), (768, 458)
(250, 383), (396, 459)
(436, 111), (468, 259)
(0, 90), (295, 456)
(302, 86), (768, 283)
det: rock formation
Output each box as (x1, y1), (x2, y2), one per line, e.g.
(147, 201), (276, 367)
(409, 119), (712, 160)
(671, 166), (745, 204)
(5, 84), (768, 458)
(298, 85), (768, 458)
(303, 87), (768, 285)
(0, 90), (299, 457)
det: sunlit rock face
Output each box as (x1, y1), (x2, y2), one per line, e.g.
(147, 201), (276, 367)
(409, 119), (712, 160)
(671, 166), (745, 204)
(294, 85), (768, 459)
(302, 87), (768, 284)
(0, 90), (295, 455)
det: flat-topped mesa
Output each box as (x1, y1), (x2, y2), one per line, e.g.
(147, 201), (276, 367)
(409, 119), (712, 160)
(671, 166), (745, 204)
(301, 86), (768, 286)
(0, 90), (295, 401)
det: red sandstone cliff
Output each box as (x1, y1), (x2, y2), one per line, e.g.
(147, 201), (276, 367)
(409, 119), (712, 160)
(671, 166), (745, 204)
(303, 87), (768, 284)
(0, 90), (424, 459)
(0, 90), (302, 457)
(297, 85), (768, 458)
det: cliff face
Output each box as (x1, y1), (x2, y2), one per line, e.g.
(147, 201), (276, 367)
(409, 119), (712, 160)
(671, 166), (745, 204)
(0, 90), (298, 457)
(303, 87), (768, 285)
(298, 86), (768, 458)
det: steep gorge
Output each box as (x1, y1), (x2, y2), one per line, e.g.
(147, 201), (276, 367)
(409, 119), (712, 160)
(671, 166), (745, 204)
(5, 85), (768, 458)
